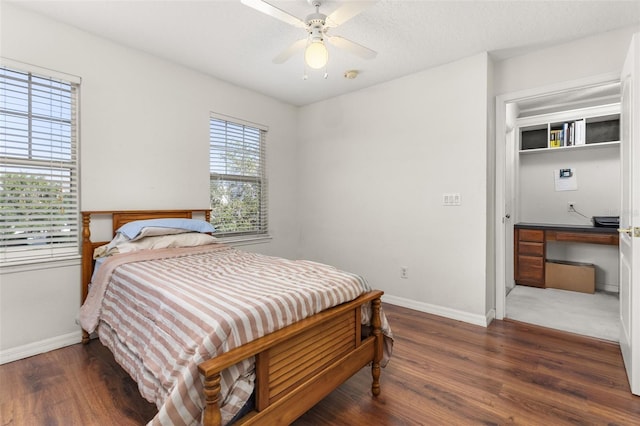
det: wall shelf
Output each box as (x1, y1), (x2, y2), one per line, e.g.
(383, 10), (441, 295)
(519, 140), (620, 154)
(517, 104), (620, 154)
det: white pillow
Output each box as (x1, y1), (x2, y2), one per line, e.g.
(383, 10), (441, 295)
(94, 232), (217, 258)
(116, 232), (218, 253)
(128, 226), (191, 241)
(93, 233), (129, 259)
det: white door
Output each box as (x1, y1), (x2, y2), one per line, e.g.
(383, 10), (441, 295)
(619, 32), (640, 396)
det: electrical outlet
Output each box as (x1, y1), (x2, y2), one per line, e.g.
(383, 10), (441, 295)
(400, 266), (408, 279)
(568, 202), (575, 212)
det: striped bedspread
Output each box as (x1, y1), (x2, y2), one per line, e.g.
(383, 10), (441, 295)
(79, 244), (384, 425)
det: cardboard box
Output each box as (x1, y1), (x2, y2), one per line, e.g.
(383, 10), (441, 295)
(545, 260), (595, 294)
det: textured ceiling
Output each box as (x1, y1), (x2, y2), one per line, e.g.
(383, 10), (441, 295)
(7, 0), (640, 106)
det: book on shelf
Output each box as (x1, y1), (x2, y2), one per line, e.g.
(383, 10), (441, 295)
(552, 120), (585, 147)
(549, 129), (562, 147)
(574, 119), (586, 145)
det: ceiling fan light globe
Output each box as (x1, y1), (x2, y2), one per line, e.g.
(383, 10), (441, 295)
(305, 41), (328, 69)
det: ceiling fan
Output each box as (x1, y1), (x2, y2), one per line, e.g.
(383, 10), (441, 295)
(241, 0), (377, 70)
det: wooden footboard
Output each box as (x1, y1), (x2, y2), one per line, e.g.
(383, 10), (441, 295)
(198, 291), (384, 426)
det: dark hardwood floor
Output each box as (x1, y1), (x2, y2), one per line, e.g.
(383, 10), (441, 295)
(1, 303), (639, 425)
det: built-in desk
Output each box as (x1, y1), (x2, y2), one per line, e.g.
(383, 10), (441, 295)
(514, 223), (619, 288)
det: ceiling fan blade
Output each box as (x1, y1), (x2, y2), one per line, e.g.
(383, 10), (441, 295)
(241, 0), (306, 28)
(273, 38), (307, 64)
(326, 35), (377, 60)
(325, 1), (377, 27)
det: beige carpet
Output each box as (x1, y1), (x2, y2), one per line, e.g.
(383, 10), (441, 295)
(506, 285), (620, 342)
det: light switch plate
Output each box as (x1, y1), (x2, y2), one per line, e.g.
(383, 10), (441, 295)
(443, 193), (461, 206)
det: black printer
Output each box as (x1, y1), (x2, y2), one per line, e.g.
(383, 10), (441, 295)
(593, 216), (619, 228)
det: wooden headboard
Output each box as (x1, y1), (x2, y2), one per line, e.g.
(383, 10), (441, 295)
(80, 209), (211, 305)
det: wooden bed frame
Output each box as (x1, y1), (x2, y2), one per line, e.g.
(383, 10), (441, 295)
(80, 209), (384, 426)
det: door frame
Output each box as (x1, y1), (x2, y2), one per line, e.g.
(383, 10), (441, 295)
(494, 72), (621, 320)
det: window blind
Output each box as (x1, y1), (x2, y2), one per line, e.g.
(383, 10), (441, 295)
(0, 66), (79, 264)
(209, 114), (268, 237)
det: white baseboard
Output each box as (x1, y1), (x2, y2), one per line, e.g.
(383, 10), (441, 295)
(600, 283), (619, 293)
(382, 294), (493, 327)
(1, 297), (497, 364)
(485, 308), (496, 326)
(0, 331), (82, 365)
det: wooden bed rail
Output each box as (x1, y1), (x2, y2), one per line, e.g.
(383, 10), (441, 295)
(198, 290), (384, 426)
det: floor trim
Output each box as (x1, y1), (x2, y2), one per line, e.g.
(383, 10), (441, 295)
(0, 331), (82, 365)
(383, 294), (491, 327)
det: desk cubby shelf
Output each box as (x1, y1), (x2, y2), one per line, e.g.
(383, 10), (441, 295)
(518, 104), (620, 153)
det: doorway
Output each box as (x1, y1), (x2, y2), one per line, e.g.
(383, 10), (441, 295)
(495, 76), (622, 342)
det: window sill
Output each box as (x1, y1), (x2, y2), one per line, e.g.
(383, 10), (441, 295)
(0, 256), (81, 275)
(217, 234), (272, 246)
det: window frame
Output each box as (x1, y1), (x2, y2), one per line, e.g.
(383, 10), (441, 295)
(0, 59), (81, 266)
(209, 113), (269, 241)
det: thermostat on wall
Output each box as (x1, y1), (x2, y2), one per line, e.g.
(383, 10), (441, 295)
(559, 168), (573, 178)
(554, 168), (577, 191)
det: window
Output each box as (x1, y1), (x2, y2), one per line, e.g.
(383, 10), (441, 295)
(209, 114), (268, 238)
(0, 64), (80, 264)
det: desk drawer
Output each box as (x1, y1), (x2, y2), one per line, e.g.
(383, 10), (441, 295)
(547, 230), (619, 245)
(516, 255), (544, 287)
(518, 229), (544, 242)
(518, 241), (544, 257)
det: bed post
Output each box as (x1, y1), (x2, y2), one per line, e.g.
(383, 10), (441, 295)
(202, 373), (222, 426)
(81, 212), (92, 344)
(371, 297), (382, 397)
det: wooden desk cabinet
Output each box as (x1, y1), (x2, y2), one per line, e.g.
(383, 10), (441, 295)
(514, 223), (618, 288)
(514, 228), (545, 287)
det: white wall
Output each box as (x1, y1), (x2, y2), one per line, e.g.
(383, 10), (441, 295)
(519, 147), (620, 225)
(296, 53), (492, 325)
(0, 261), (81, 363)
(494, 26), (640, 97)
(0, 4), (299, 362)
